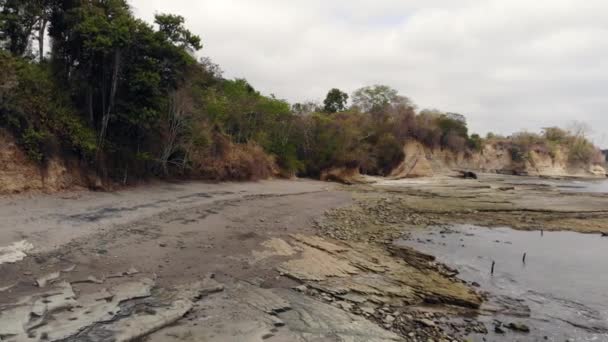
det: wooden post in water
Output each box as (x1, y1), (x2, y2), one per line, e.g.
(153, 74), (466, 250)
(491, 261), (496, 275)
(522, 253), (527, 264)
(541, 229), (544, 237)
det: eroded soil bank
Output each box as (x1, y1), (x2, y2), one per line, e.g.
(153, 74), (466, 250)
(1, 175), (607, 341)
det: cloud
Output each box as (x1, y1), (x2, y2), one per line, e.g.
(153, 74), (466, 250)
(129, 0), (608, 147)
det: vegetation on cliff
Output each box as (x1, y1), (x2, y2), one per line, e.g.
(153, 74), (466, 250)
(0, 0), (604, 186)
(486, 127), (605, 169)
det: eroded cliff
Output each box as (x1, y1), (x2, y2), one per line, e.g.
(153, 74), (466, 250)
(390, 141), (607, 179)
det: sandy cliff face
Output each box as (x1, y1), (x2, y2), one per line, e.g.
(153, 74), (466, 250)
(390, 140), (607, 179)
(388, 141), (435, 178)
(0, 130), (89, 194)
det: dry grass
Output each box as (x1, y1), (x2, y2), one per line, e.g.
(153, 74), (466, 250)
(190, 133), (278, 181)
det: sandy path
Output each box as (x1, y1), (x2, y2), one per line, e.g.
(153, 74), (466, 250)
(0, 179), (333, 255)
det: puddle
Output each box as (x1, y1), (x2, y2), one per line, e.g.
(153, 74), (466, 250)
(399, 225), (608, 341)
(560, 179), (608, 193)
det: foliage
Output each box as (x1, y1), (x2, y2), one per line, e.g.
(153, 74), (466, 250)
(0, 52), (95, 161)
(0, 0), (45, 56)
(567, 136), (601, 165)
(188, 133), (277, 181)
(154, 14), (201, 50)
(495, 129), (604, 166)
(467, 134), (483, 152)
(407, 109), (470, 152)
(0, 1), (603, 184)
(351, 85), (412, 114)
(323, 88), (348, 113)
(543, 127), (568, 143)
(292, 101), (320, 115)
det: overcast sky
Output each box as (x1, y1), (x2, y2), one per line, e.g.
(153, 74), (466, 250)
(130, 0), (608, 147)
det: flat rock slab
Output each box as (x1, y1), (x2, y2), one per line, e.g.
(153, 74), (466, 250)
(277, 289), (401, 341)
(0, 278), (219, 342)
(145, 281), (401, 342)
(234, 282), (291, 314)
(272, 236), (481, 309)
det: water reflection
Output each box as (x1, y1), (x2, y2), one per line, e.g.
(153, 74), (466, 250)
(400, 225), (608, 341)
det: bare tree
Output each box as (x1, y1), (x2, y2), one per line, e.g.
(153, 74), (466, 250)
(568, 121), (592, 139)
(159, 88), (193, 175)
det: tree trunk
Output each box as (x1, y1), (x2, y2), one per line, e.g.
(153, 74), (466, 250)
(98, 49), (121, 151)
(37, 18), (47, 61)
(87, 86), (94, 125)
(96, 49), (121, 177)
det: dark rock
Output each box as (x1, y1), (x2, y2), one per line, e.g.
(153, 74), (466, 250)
(416, 318), (436, 327)
(494, 326), (506, 334)
(459, 171), (478, 179)
(507, 322), (530, 333)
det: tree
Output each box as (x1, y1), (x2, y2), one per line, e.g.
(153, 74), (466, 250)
(323, 88), (348, 113)
(351, 85), (410, 113)
(33, 0), (51, 61)
(158, 85), (194, 175)
(46, 0), (203, 176)
(467, 133), (483, 151)
(292, 101), (320, 115)
(1, 0), (35, 56)
(154, 14), (201, 51)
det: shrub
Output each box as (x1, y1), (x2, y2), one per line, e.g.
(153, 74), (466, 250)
(373, 133), (404, 175)
(21, 128), (49, 162)
(0, 54), (96, 162)
(543, 127), (568, 143)
(509, 144), (528, 163)
(189, 133), (277, 181)
(467, 134), (483, 152)
(568, 138), (597, 165)
(508, 132), (543, 163)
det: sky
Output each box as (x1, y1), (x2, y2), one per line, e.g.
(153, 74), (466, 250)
(129, 0), (608, 147)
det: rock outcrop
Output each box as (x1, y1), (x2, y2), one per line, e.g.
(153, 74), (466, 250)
(389, 141), (436, 178)
(0, 275), (225, 342)
(0, 130), (90, 194)
(320, 166), (374, 184)
(273, 234), (482, 309)
(389, 140), (607, 179)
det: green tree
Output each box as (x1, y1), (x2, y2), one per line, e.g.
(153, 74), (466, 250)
(0, 52), (96, 162)
(0, 0), (51, 57)
(351, 85), (409, 113)
(323, 88), (348, 113)
(45, 0), (202, 176)
(154, 14), (201, 51)
(467, 133), (483, 152)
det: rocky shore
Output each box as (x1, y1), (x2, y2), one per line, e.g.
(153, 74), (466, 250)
(1, 176), (607, 341)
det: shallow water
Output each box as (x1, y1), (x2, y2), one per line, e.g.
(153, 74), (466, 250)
(507, 178), (608, 193)
(400, 225), (608, 341)
(561, 179), (608, 193)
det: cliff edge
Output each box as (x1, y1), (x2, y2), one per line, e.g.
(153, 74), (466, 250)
(390, 140), (607, 179)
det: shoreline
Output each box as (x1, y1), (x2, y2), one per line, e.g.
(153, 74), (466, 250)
(0, 176), (606, 341)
